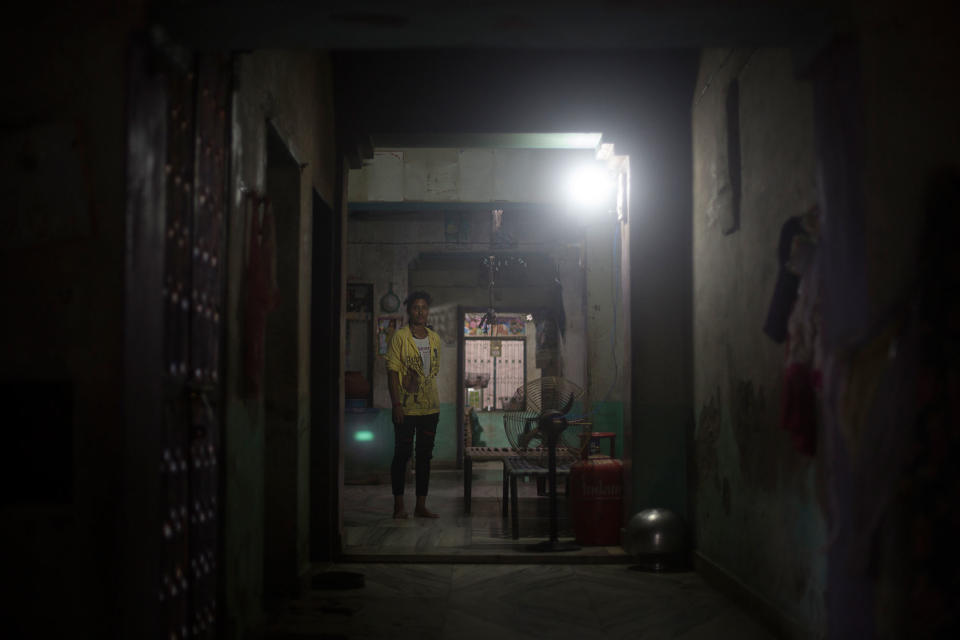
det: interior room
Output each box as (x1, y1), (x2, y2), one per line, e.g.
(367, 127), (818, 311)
(2, 2), (958, 639)
(341, 136), (629, 557)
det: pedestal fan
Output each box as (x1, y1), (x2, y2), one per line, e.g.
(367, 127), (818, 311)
(503, 376), (586, 552)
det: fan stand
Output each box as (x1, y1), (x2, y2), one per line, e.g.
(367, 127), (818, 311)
(527, 417), (580, 553)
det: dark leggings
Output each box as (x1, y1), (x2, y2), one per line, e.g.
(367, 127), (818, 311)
(391, 413), (439, 497)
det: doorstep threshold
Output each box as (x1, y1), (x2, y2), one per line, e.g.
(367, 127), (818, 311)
(338, 551), (633, 564)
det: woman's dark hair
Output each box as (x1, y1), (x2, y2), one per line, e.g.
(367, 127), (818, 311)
(404, 290), (432, 312)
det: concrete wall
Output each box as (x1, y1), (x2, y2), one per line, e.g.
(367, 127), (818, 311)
(692, 48), (824, 635)
(349, 147), (595, 204)
(585, 207), (627, 454)
(628, 149), (694, 520)
(225, 50), (336, 636)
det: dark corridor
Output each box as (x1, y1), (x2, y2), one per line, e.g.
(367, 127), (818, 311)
(1, 2), (958, 639)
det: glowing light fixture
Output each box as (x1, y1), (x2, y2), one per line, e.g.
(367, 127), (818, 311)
(565, 163), (616, 213)
(354, 430), (374, 442)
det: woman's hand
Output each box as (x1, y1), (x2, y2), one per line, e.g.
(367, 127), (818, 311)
(392, 405), (404, 425)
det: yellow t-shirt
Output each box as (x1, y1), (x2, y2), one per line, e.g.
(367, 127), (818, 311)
(386, 326), (441, 415)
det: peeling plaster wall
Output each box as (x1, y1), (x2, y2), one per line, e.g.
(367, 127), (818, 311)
(225, 50), (336, 637)
(692, 48), (825, 635)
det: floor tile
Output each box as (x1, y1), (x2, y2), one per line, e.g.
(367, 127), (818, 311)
(343, 467), (621, 558)
(263, 563), (775, 640)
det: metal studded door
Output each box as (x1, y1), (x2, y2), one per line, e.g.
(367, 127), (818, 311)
(158, 51), (231, 640)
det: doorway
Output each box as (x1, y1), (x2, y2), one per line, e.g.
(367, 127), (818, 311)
(263, 122), (304, 598)
(459, 308), (540, 451)
(338, 177), (628, 557)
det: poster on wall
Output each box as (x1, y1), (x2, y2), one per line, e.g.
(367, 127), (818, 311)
(376, 315), (405, 356)
(464, 312), (526, 337)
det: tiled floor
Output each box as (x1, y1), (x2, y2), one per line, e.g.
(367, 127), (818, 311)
(263, 563), (775, 639)
(342, 462), (628, 560)
(263, 465), (774, 639)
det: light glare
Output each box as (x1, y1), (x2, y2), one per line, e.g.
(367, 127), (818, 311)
(566, 164), (615, 212)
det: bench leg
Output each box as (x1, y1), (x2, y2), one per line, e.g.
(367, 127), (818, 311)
(464, 456), (473, 514)
(511, 474), (520, 540)
(502, 464), (509, 518)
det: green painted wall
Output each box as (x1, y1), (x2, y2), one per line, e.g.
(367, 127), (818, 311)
(343, 408), (393, 484)
(344, 400), (624, 485)
(583, 401), (624, 459)
(567, 400), (624, 458)
(345, 404), (461, 485)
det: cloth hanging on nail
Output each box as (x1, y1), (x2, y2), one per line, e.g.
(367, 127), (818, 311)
(763, 216), (806, 343)
(778, 212), (821, 455)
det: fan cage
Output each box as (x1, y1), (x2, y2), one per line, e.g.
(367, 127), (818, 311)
(502, 376), (590, 466)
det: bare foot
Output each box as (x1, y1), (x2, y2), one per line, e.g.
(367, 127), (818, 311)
(414, 507), (439, 518)
(393, 497), (408, 519)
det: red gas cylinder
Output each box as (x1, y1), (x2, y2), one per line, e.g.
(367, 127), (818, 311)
(569, 455), (624, 545)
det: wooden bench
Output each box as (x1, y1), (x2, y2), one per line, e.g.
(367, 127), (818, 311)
(462, 446), (515, 514)
(503, 456), (572, 540)
(461, 410), (589, 517)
